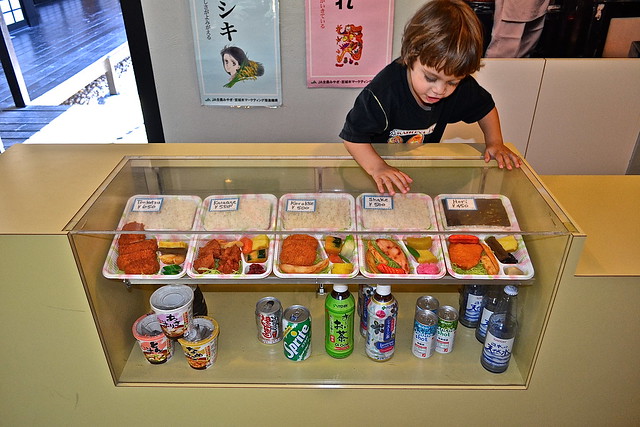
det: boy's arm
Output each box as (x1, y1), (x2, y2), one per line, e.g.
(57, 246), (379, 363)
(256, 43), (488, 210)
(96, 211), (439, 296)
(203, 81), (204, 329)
(478, 107), (521, 170)
(343, 140), (412, 195)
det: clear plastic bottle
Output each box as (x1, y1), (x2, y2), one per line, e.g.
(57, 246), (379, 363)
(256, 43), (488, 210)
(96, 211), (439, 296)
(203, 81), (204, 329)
(365, 285), (398, 362)
(481, 285), (519, 373)
(325, 284), (355, 358)
(459, 284), (486, 328)
(475, 286), (503, 343)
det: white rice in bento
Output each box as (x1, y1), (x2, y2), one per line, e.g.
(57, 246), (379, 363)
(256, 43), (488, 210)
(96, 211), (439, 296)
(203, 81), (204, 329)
(360, 194), (431, 230)
(282, 197), (352, 230)
(203, 197), (273, 230)
(125, 197), (198, 230)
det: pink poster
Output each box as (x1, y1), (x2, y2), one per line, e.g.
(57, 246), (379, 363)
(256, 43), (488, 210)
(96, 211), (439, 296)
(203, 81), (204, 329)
(306, 0), (394, 88)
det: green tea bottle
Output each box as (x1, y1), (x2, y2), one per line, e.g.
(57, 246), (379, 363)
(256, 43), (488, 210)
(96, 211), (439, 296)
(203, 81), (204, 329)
(325, 284), (355, 358)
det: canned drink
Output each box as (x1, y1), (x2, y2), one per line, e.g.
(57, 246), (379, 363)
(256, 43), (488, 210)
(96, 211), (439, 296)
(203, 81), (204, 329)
(358, 284), (376, 337)
(436, 305), (459, 354)
(416, 295), (439, 314)
(283, 305), (312, 361)
(255, 297), (283, 344)
(412, 309), (438, 359)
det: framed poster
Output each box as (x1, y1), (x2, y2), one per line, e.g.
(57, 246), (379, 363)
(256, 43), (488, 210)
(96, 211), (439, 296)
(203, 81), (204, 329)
(190, 0), (282, 107)
(306, 0), (394, 88)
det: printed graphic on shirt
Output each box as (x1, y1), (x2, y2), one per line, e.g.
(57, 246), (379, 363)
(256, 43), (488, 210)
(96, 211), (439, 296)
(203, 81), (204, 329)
(387, 123), (436, 144)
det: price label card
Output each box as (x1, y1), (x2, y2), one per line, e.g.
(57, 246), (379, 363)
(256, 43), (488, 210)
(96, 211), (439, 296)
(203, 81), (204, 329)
(446, 198), (478, 211)
(286, 199), (316, 212)
(131, 198), (163, 212)
(209, 197), (239, 212)
(362, 195), (393, 210)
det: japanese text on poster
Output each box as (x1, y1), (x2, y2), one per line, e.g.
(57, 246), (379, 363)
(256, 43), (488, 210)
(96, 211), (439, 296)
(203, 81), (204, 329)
(190, 0), (282, 107)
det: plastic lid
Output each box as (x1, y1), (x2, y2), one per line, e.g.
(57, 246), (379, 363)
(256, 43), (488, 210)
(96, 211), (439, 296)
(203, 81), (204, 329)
(376, 285), (391, 296)
(504, 285), (519, 296)
(333, 284), (349, 293)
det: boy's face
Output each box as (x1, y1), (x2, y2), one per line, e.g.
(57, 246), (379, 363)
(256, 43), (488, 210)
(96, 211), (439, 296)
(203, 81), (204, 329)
(408, 60), (465, 105)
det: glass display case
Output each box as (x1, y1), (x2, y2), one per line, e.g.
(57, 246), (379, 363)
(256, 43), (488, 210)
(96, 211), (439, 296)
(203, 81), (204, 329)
(67, 151), (582, 388)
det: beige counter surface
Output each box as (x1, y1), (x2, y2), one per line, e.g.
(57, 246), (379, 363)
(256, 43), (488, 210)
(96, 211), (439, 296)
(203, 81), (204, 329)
(542, 175), (640, 277)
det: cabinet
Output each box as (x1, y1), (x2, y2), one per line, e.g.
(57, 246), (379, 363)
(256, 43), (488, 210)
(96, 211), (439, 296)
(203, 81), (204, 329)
(67, 151), (582, 388)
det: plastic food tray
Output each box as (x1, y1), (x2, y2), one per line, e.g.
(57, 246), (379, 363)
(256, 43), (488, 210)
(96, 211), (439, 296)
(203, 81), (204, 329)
(185, 233), (274, 279)
(277, 193), (355, 231)
(356, 193), (438, 232)
(116, 194), (202, 231)
(357, 234), (446, 280)
(442, 233), (534, 280)
(195, 194), (277, 231)
(272, 233), (359, 279)
(434, 194), (520, 232)
(102, 195), (201, 280)
(102, 233), (189, 280)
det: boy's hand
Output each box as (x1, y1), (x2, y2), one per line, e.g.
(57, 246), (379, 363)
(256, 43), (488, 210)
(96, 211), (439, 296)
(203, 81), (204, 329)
(484, 144), (521, 170)
(370, 164), (413, 195)
(343, 140), (413, 195)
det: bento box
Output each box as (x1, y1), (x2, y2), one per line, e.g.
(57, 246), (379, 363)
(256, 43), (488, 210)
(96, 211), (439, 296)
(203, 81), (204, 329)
(102, 195), (202, 280)
(276, 193), (356, 231)
(195, 194), (277, 231)
(357, 234), (446, 279)
(356, 193), (438, 232)
(354, 193), (444, 279)
(441, 233), (534, 280)
(434, 194), (521, 232)
(272, 233), (359, 279)
(185, 233), (274, 279)
(274, 193), (358, 278)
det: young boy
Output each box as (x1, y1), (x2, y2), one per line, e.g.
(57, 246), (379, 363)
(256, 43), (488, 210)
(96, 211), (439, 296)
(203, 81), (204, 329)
(340, 0), (521, 195)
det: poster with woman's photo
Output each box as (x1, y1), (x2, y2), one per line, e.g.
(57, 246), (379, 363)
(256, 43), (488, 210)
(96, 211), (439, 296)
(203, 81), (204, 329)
(190, 0), (282, 107)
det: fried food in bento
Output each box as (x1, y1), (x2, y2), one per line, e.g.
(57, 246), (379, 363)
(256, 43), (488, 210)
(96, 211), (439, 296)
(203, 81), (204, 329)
(198, 238), (222, 259)
(194, 252), (216, 272)
(193, 239), (242, 274)
(121, 258), (160, 275)
(118, 221), (146, 246)
(448, 242), (483, 270)
(118, 238), (158, 255)
(218, 244), (242, 274)
(117, 249), (157, 271)
(279, 234), (318, 266)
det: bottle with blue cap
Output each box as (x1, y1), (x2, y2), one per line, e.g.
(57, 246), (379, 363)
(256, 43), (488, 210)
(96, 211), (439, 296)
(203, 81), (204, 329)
(480, 285), (519, 373)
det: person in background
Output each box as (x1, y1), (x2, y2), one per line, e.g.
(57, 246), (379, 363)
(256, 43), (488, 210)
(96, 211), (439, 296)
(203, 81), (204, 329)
(340, 0), (521, 196)
(485, 0), (551, 58)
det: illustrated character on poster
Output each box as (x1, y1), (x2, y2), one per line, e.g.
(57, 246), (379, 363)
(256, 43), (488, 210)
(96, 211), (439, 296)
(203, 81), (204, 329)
(335, 24), (363, 67)
(220, 45), (265, 88)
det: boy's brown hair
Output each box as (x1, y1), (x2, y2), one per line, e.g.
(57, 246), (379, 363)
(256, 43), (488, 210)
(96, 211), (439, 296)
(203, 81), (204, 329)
(398, 0), (483, 77)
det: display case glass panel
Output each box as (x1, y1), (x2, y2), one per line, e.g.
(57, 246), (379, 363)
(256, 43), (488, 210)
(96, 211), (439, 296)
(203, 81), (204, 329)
(67, 152), (582, 388)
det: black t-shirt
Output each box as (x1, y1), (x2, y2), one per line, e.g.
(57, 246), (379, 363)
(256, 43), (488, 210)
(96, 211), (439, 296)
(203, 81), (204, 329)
(339, 61), (495, 144)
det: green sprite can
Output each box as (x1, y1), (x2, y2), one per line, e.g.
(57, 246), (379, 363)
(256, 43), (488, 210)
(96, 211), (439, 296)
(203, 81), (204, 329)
(283, 305), (312, 361)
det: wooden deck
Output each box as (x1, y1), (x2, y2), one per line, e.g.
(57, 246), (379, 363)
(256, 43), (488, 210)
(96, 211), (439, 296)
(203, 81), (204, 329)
(0, 0), (127, 150)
